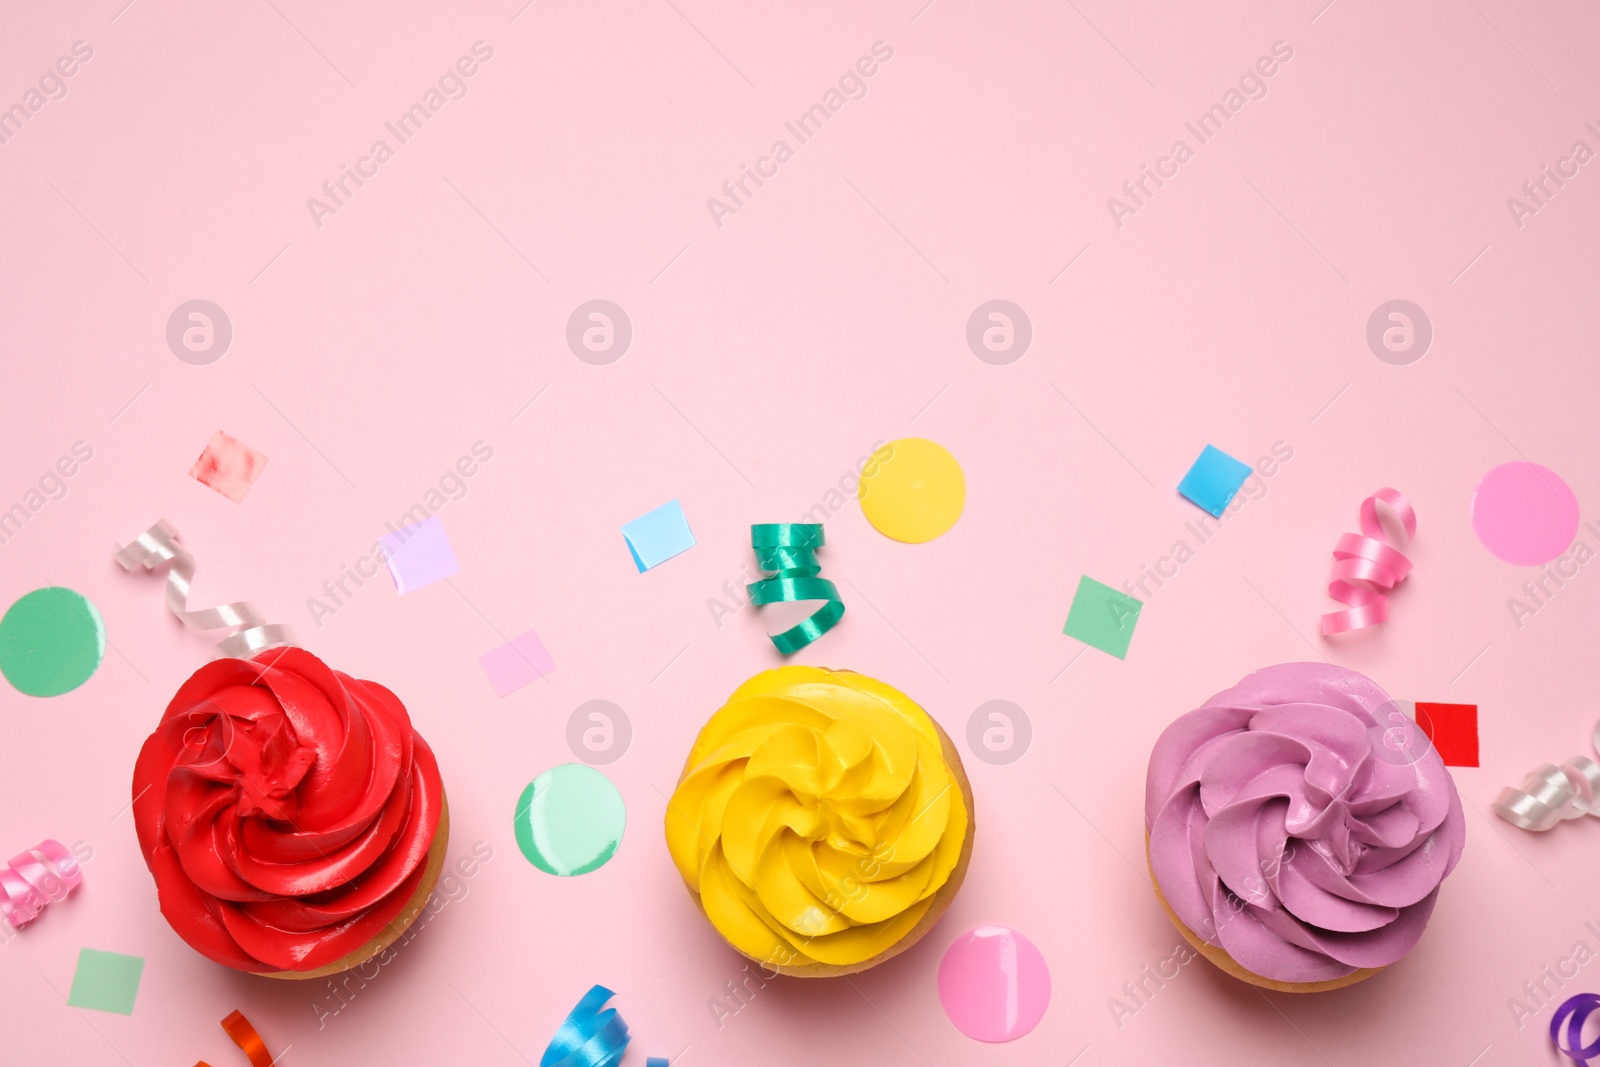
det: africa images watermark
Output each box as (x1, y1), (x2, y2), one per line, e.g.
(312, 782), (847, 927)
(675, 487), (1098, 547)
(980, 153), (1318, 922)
(1105, 942), (1200, 1029)
(1121, 440), (1294, 602)
(1506, 920), (1600, 1030)
(0, 839), (93, 950)
(307, 440), (494, 627)
(966, 699), (1032, 766)
(1506, 121), (1600, 230)
(1109, 841), (1296, 1029)
(704, 960), (774, 1030)
(705, 839), (899, 1030)
(0, 40), (94, 148)
(705, 40), (895, 229)
(310, 839), (494, 1028)
(705, 440), (890, 628)
(306, 41), (495, 229)
(0, 440), (95, 548)
(1105, 40), (1295, 229)
(1505, 520), (1600, 631)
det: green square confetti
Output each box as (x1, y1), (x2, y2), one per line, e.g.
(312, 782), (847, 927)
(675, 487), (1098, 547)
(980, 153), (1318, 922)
(1063, 576), (1143, 659)
(67, 948), (144, 1015)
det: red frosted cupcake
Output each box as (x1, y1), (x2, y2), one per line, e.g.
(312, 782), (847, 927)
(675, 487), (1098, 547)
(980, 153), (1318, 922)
(132, 647), (447, 978)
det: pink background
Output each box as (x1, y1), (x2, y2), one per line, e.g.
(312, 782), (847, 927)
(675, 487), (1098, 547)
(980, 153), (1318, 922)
(3, 1), (1598, 1063)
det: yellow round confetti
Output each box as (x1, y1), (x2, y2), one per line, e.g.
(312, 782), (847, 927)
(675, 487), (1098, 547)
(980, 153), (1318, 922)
(857, 438), (966, 543)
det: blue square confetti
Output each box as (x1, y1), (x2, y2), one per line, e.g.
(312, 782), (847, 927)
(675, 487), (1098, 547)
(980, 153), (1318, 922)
(1177, 445), (1253, 517)
(621, 499), (696, 572)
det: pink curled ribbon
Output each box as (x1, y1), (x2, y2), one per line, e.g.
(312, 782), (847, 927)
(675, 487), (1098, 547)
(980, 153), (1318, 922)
(1320, 488), (1415, 636)
(1, 840), (82, 928)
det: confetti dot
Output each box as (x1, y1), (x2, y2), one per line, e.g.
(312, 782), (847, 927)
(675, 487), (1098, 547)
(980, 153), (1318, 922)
(513, 764), (625, 876)
(0, 588), (105, 697)
(1471, 462), (1579, 565)
(937, 926), (1051, 1042)
(857, 438), (966, 544)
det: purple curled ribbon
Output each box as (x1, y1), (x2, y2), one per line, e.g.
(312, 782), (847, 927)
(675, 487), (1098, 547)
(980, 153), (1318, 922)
(1553, 993), (1600, 1064)
(540, 986), (630, 1067)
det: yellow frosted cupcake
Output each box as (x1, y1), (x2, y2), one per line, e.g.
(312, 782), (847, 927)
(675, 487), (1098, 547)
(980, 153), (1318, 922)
(665, 666), (974, 977)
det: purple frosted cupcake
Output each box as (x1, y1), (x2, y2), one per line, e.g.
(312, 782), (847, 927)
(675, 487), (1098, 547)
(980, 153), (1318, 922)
(1144, 663), (1465, 991)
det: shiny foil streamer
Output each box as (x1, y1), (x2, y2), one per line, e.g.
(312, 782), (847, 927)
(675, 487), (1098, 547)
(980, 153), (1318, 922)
(746, 524), (844, 654)
(195, 1009), (274, 1067)
(540, 985), (631, 1067)
(0, 839), (82, 928)
(1553, 993), (1600, 1065)
(113, 520), (294, 659)
(1494, 718), (1600, 832)
(1321, 488), (1415, 636)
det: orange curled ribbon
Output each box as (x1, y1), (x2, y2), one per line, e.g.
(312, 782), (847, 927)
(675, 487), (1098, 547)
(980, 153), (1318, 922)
(195, 1011), (273, 1067)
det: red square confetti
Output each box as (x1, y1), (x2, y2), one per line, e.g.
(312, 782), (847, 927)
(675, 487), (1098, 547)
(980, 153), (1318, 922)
(189, 431), (268, 503)
(1415, 702), (1479, 767)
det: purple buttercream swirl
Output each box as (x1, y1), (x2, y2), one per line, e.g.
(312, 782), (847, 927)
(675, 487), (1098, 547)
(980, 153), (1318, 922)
(1145, 663), (1465, 984)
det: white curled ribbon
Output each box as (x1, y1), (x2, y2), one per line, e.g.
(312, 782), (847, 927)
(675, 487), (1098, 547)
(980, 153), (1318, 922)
(1493, 720), (1600, 831)
(112, 520), (294, 660)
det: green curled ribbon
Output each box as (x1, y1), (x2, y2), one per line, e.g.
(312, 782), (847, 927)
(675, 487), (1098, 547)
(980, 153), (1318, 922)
(746, 524), (845, 654)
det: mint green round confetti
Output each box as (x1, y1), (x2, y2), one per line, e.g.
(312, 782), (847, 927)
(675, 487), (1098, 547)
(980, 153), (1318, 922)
(513, 763), (625, 876)
(0, 587), (105, 697)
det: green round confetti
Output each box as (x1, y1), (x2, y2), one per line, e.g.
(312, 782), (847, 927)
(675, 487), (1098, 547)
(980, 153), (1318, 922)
(0, 587), (106, 697)
(513, 763), (625, 876)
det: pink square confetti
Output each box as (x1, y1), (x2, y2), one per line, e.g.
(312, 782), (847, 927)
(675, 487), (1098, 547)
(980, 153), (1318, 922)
(188, 431), (268, 503)
(478, 629), (555, 697)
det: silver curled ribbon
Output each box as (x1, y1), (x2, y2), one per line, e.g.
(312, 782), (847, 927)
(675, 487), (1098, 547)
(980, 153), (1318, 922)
(1492, 719), (1600, 832)
(112, 520), (295, 660)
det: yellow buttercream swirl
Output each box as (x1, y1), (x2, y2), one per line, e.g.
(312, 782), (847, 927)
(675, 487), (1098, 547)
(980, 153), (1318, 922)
(666, 666), (969, 968)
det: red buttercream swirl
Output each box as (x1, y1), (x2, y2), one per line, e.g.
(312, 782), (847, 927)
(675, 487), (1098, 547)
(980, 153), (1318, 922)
(132, 647), (443, 973)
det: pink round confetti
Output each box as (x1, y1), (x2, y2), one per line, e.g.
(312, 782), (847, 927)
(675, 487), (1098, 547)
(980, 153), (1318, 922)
(1471, 462), (1579, 565)
(936, 925), (1051, 1043)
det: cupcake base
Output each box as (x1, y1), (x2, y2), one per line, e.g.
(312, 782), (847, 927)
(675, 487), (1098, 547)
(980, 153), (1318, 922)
(1144, 833), (1380, 993)
(686, 714), (976, 979)
(256, 791), (451, 980)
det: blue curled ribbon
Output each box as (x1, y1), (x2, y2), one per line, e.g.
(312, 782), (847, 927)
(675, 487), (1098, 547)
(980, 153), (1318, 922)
(540, 986), (630, 1067)
(1554, 993), (1600, 1065)
(746, 524), (844, 654)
